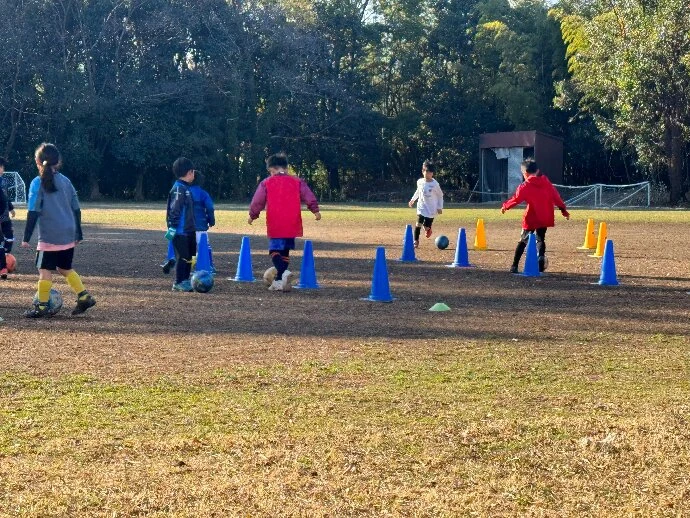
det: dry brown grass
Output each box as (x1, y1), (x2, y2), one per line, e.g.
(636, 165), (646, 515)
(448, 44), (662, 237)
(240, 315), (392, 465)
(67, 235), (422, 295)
(1, 205), (689, 516)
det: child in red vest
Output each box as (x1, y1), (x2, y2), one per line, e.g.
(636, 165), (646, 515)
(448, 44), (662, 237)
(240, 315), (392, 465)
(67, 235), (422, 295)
(501, 159), (569, 273)
(248, 154), (321, 291)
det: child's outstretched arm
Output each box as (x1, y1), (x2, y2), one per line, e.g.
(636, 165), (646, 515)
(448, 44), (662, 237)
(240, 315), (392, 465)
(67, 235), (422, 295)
(67, 179), (83, 242)
(435, 183), (444, 214)
(501, 184), (525, 214)
(299, 179), (321, 220)
(248, 182), (267, 225)
(408, 185), (420, 208)
(551, 184), (570, 219)
(22, 178), (42, 247)
(166, 184), (186, 235)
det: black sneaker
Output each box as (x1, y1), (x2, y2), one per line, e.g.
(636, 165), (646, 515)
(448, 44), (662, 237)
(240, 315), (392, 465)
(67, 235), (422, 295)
(72, 294), (96, 315)
(24, 304), (51, 318)
(510, 265), (518, 274)
(161, 258), (176, 275)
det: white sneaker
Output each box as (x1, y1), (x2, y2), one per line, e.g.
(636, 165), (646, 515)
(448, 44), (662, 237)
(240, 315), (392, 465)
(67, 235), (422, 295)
(268, 279), (283, 291)
(282, 270), (294, 292)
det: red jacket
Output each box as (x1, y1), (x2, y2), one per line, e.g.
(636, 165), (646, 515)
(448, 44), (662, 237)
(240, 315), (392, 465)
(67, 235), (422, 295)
(249, 173), (319, 238)
(502, 175), (568, 230)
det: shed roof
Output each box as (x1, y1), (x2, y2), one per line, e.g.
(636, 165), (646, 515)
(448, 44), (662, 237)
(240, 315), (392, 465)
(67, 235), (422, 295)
(479, 131), (563, 149)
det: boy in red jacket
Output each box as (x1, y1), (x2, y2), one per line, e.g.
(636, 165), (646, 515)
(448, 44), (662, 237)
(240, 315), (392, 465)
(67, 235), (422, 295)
(501, 159), (569, 273)
(248, 154), (321, 291)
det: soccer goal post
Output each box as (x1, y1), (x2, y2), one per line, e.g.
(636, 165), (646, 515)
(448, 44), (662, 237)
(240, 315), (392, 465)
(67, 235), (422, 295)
(2, 171), (27, 206)
(552, 181), (651, 208)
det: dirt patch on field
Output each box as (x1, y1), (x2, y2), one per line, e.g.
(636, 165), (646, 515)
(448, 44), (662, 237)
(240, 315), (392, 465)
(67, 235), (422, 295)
(1, 211), (688, 377)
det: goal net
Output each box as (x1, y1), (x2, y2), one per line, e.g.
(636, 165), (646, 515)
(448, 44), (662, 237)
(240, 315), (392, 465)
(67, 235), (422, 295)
(2, 171), (27, 206)
(552, 182), (650, 208)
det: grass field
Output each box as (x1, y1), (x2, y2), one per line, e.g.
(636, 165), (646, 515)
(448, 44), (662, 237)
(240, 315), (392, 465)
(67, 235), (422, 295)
(1, 204), (689, 517)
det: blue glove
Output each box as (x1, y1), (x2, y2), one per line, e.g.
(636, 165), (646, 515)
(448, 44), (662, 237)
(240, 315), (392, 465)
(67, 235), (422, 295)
(165, 227), (176, 241)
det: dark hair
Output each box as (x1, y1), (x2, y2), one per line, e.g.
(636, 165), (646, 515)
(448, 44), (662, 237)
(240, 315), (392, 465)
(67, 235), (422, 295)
(423, 160), (436, 173)
(173, 157), (194, 178)
(0, 157), (7, 168)
(266, 153), (289, 169)
(521, 159), (539, 174)
(35, 143), (61, 193)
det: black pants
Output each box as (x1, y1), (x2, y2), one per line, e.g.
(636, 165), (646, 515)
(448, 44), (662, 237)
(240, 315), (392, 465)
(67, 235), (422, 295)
(270, 249), (290, 280)
(1, 220), (13, 253)
(173, 234), (196, 284)
(415, 215), (434, 240)
(512, 228), (547, 267)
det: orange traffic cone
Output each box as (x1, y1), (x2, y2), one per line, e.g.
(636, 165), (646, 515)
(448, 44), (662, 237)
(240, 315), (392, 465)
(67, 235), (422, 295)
(588, 222), (607, 258)
(577, 218), (597, 250)
(474, 219), (488, 251)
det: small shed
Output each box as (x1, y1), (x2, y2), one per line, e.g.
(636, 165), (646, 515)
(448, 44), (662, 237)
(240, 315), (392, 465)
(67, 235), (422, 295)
(478, 131), (563, 202)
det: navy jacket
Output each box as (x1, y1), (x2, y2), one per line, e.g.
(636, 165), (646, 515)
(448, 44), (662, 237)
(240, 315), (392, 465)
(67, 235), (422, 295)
(166, 180), (195, 235)
(0, 175), (14, 222)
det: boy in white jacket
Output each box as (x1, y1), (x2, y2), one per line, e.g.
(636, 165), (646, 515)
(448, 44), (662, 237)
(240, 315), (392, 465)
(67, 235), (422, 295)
(408, 160), (444, 248)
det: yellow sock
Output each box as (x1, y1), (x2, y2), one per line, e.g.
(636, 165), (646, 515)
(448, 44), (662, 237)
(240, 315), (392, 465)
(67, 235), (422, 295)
(65, 271), (87, 298)
(37, 280), (52, 305)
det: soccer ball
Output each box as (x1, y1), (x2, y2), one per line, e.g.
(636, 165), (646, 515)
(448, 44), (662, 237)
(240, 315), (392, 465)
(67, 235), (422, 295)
(191, 270), (214, 293)
(32, 288), (63, 316)
(263, 267), (277, 286)
(435, 235), (450, 250)
(5, 253), (16, 273)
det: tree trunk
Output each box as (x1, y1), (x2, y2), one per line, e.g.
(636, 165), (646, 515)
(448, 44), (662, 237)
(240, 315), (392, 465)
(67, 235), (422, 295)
(89, 172), (101, 200)
(3, 105), (23, 159)
(134, 171), (145, 201)
(668, 123), (684, 205)
(327, 163), (340, 192)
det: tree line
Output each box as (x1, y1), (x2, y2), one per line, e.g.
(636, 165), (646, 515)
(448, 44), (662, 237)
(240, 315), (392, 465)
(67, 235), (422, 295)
(0, 0), (688, 203)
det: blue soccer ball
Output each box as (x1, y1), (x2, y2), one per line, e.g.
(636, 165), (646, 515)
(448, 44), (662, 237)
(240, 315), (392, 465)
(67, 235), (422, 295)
(191, 270), (214, 293)
(32, 288), (63, 315)
(435, 235), (450, 250)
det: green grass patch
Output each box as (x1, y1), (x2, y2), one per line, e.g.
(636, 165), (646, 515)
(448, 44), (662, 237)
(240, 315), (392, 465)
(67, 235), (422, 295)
(10, 203), (689, 230)
(1, 339), (690, 515)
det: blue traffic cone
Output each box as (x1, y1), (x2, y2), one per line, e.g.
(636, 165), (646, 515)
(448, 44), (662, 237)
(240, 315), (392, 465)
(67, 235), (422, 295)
(208, 244), (216, 273)
(231, 236), (256, 282)
(362, 247), (394, 302)
(522, 233), (540, 277)
(294, 240), (320, 289)
(398, 224), (418, 262)
(195, 233), (212, 272)
(447, 228), (473, 268)
(598, 239), (619, 286)
(166, 240), (175, 261)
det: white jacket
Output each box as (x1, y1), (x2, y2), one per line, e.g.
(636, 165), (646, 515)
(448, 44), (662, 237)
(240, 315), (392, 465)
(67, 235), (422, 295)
(410, 178), (443, 218)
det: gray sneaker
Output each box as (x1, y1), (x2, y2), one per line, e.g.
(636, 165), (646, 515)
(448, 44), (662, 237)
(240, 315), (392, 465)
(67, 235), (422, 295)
(172, 280), (193, 292)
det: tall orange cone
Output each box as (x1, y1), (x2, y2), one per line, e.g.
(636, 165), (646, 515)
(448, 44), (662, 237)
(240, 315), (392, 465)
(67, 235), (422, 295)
(577, 218), (597, 250)
(474, 219), (488, 250)
(588, 222), (607, 258)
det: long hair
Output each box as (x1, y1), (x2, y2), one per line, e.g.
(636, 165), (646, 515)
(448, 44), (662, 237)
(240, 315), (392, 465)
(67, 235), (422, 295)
(35, 143), (61, 193)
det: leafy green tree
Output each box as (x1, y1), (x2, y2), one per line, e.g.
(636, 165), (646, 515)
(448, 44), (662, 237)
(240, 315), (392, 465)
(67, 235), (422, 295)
(555, 0), (690, 203)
